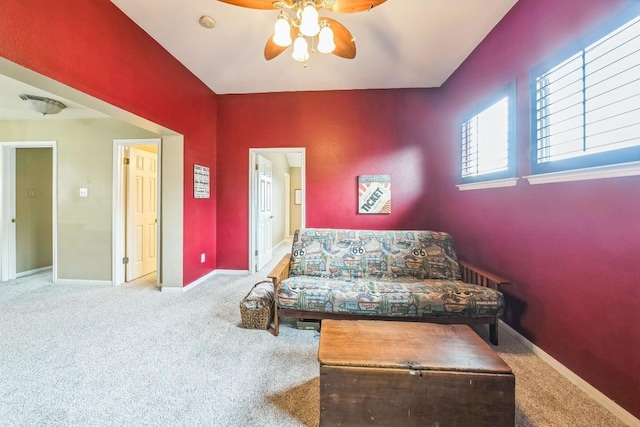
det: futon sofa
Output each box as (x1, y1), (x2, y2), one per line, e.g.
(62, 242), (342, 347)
(268, 228), (508, 344)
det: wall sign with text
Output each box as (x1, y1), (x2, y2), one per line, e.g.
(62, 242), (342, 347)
(194, 164), (210, 199)
(358, 175), (391, 214)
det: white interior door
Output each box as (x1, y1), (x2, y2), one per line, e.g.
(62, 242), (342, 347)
(256, 154), (273, 271)
(0, 147), (17, 281)
(126, 146), (157, 281)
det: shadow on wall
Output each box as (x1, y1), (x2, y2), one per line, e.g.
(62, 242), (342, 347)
(503, 293), (528, 340)
(387, 197), (439, 231)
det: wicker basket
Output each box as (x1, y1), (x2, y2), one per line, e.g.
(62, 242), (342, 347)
(240, 280), (274, 330)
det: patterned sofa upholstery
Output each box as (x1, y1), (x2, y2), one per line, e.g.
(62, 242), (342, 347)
(268, 228), (508, 344)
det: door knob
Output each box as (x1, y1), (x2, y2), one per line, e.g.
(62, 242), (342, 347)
(11, 218), (15, 223)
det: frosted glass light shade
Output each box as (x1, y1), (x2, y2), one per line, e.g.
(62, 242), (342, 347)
(273, 17), (292, 47)
(317, 25), (335, 53)
(300, 4), (320, 36)
(292, 36), (309, 61)
(19, 94), (66, 115)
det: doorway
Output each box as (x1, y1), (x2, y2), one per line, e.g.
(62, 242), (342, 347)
(248, 148), (305, 273)
(0, 141), (57, 282)
(113, 139), (161, 286)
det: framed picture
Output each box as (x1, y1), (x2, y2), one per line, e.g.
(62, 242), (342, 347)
(358, 175), (391, 214)
(194, 164), (210, 199)
(294, 189), (302, 205)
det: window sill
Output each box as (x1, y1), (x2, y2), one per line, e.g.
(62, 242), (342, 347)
(457, 177), (519, 191)
(524, 161), (640, 185)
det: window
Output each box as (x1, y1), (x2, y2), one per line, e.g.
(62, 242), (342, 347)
(531, 8), (640, 175)
(460, 85), (516, 184)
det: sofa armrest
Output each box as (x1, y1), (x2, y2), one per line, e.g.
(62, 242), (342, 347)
(267, 253), (291, 337)
(267, 253), (292, 287)
(459, 260), (510, 291)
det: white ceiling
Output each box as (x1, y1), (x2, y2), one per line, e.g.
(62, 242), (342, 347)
(0, 1), (518, 120)
(0, 73), (107, 121)
(110, 0), (519, 95)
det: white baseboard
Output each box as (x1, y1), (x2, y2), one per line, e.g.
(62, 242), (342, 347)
(55, 279), (112, 286)
(159, 285), (183, 293)
(17, 266), (52, 278)
(274, 239), (291, 251)
(500, 321), (640, 426)
(162, 269), (250, 293)
(162, 271), (214, 293)
(212, 269), (250, 276)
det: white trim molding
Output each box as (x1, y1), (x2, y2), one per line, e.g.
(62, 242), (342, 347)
(159, 285), (184, 293)
(162, 269), (250, 293)
(212, 269), (250, 276)
(500, 321), (640, 426)
(524, 161), (640, 185)
(166, 271), (214, 293)
(457, 177), (519, 191)
(112, 138), (162, 288)
(16, 266), (52, 278)
(248, 148), (306, 275)
(55, 279), (112, 286)
(1, 141), (58, 283)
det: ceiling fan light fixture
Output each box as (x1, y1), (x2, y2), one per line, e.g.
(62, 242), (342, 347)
(317, 23), (335, 53)
(226, 0), (381, 62)
(19, 94), (67, 116)
(273, 14), (292, 47)
(292, 34), (310, 62)
(300, 2), (320, 36)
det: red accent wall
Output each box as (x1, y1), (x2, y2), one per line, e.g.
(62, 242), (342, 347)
(216, 89), (441, 269)
(0, 0), (218, 285)
(4, 0), (637, 418)
(436, 0), (640, 417)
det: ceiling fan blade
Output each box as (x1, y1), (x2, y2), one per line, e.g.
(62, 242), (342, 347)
(264, 28), (299, 60)
(264, 37), (288, 61)
(218, 0), (279, 10)
(328, 0), (387, 13)
(323, 17), (356, 59)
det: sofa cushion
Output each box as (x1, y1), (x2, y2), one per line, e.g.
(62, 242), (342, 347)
(289, 229), (462, 281)
(277, 276), (504, 318)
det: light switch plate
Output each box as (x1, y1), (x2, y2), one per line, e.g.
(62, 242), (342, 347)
(79, 188), (89, 197)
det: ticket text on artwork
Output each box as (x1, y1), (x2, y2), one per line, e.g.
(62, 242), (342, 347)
(358, 175), (391, 214)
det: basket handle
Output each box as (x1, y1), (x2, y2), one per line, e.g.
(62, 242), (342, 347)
(243, 279), (274, 301)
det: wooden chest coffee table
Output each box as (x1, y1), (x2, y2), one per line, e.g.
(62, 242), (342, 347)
(318, 320), (515, 426)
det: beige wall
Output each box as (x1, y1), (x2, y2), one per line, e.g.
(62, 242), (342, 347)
(0, 118), (158, 281)
(290, 167), (302, 235)
(16, 148), (52, 273)
(159, 135), (184, 288)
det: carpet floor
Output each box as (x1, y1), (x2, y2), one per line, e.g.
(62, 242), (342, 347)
(0, 251), (628, 426)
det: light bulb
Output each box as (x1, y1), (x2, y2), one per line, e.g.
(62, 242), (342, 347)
(300, 4), (320, 36)
(273, 16), (292, 47)
(292, 35), (309, 62)
(317, 25), (335, 53)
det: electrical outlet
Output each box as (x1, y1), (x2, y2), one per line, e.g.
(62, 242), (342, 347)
(79, 188), (89, 198)
(200, 253), (206, 263)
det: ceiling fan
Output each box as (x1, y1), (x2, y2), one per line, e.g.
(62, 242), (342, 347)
(218, 0), (388, 61)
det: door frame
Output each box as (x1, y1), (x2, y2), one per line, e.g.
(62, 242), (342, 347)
(284, 172), (291, 238)
(255, 154), (274, 271)
(248, 148), (305, 273)
(112, 138), (161, 286)
(0, 141), (57, 282)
